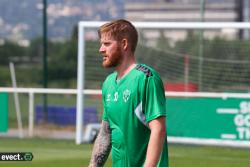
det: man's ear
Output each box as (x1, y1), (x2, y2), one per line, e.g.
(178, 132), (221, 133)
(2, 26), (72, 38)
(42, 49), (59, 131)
(121, 38), (128, 51)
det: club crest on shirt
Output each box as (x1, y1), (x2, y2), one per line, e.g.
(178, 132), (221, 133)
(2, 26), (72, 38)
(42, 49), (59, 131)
(123, 89), (131, 102)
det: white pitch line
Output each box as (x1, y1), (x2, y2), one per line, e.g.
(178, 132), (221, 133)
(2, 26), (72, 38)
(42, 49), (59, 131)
(170, 152), (250, 162)
(216, 108), (239, 114)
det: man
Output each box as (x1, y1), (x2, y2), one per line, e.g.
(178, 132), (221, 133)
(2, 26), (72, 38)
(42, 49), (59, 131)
(88, 19), (168, 167)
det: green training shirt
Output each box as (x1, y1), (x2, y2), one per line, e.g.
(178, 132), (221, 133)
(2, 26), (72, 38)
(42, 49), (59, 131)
(102, 64), (168, 167)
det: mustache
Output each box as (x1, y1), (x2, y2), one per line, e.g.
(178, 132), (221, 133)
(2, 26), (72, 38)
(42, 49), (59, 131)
(101, 54), (108, 57)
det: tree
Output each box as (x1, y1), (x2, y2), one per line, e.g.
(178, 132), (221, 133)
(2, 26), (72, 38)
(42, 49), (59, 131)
(0, 41), (26, 65)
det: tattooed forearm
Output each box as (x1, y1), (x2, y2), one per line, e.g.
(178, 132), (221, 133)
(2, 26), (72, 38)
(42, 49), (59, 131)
(88, 121), (111, 167)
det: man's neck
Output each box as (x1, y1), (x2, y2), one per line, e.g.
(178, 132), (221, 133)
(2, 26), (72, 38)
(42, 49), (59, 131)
(116, 58), (136, 81)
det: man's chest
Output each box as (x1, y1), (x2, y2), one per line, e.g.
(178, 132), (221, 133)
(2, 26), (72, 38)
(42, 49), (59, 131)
(104, 80), (142, 119)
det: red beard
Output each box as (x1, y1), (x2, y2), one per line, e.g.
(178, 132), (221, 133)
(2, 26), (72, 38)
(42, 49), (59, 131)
(102, 46), (122, 68)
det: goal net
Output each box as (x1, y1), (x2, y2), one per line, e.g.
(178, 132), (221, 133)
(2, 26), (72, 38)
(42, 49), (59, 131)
(77, 21), (250, 145)
(79, 22), (250, 91)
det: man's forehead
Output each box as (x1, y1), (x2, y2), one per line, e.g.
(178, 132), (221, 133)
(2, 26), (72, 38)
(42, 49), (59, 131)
(100, 33), (113, 39)
(100, 33), (116, 42)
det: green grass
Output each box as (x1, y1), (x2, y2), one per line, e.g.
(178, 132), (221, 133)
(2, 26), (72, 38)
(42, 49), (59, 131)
(170, 144), (250, 167)
(1, 138), (250, 167)
(0, 138), (112, 167)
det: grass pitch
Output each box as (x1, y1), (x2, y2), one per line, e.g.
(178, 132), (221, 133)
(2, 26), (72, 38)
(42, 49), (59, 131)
(0, 138), (111, 167)
(0, 138), (250, 167)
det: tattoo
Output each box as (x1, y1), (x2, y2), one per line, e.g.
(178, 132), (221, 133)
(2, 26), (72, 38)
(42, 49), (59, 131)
(88, 121), (111, 167)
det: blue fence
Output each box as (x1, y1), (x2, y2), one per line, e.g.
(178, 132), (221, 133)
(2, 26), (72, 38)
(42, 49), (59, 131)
(35, 105), (98, 126)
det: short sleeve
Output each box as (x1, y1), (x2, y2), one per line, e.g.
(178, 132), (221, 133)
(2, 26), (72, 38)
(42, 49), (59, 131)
(102, 85), (109, 122)
(143, 75), (166, 122)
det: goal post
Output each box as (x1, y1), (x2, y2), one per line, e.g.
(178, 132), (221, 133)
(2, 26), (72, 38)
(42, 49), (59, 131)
(76, 21), (250, 145)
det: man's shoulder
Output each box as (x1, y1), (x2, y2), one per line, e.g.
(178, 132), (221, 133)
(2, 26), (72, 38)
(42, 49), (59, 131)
(135, 64), (159, 78)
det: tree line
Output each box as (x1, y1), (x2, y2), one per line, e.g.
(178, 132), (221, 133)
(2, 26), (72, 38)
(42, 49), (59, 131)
(1, 30), (250, 92)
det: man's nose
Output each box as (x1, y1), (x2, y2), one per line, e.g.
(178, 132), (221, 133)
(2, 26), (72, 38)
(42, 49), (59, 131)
(99, 45), (105, 54)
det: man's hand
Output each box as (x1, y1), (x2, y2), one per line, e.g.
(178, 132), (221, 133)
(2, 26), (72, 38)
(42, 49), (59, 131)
(88, 121), (111, 167)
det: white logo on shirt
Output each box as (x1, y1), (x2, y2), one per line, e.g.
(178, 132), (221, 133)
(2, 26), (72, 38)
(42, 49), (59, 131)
(114, 92), (119, 101)
(106, 94), (111, 102)
(123, 89), (131, 102)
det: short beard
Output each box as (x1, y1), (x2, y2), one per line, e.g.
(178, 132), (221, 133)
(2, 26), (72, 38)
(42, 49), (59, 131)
(102, 47), (122, 68)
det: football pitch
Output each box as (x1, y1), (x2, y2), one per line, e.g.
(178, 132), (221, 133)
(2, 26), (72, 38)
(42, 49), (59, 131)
(0, 138), (250, 167)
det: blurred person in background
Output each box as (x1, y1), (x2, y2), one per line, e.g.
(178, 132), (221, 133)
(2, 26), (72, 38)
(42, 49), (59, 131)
(88, 19), (168, 167)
